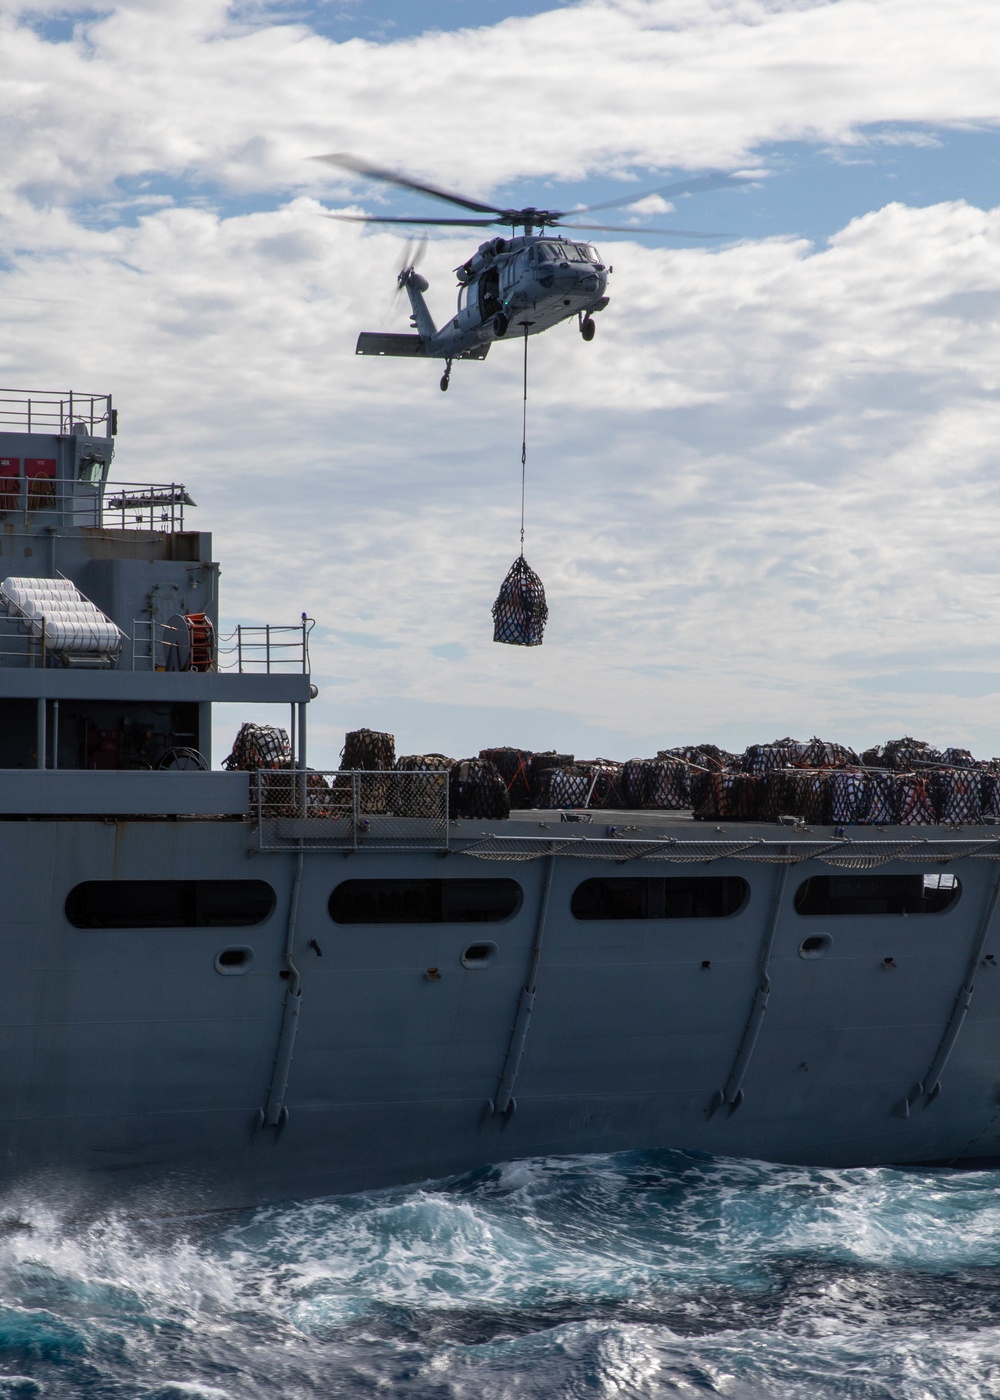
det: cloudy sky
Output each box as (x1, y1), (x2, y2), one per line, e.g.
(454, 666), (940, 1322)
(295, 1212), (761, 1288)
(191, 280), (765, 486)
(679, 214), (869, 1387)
(3, 0), (1000, 767)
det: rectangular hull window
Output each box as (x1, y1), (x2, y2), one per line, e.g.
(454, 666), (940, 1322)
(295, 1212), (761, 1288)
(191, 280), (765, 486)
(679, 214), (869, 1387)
(329, 879), (522, 924)
(794, 875), (960, 917)
(66, 880), (276, 928)
(571, 877), (749, 920)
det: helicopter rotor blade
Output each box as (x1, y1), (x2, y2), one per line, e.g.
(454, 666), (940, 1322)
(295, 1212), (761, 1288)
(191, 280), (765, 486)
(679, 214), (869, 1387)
(313, 153), (505, 217)
(324, 213), (499, 227)
(556, 221), (734, 237)
(566, 172), (751, 218)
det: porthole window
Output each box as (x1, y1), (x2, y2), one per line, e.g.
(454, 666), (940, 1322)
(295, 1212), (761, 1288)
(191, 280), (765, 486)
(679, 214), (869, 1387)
(329, 879), (522, 925)
(461, 941), (498, 968)
(215, 946), (254, 975)
(571, 877), (749, 921)
(794, 874), (961, 917)
(65, 880), (275, 929)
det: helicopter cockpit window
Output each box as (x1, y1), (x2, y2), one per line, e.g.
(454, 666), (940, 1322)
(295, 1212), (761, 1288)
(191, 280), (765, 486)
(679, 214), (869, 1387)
(570, 244), (591, 261)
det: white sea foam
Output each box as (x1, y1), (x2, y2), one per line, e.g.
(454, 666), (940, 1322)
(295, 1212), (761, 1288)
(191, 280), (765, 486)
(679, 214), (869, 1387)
(0, 1152), (996, 1397)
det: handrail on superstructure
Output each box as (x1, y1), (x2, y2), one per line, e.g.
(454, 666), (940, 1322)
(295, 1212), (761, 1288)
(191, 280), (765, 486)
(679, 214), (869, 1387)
(0, 387), (113, 436)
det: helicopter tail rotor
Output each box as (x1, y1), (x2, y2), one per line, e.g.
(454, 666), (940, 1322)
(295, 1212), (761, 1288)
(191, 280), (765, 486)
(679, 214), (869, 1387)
(380, 235), (429, 325)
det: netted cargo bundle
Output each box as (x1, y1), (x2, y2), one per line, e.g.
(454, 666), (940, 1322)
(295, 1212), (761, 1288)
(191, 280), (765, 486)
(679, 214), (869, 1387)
(223, 722), (291, 771)
(801, 737), (859, 770)
(340, 729), (395, 813)
(620, 759), (650, 809)
(862, 771), (897, 825)
(936, 768), (982, 826)
(492, 555), (548, 646)
(829, 769), (869, 825)
(258, 766), (335, 818)
(533, 765), (594, 809)
(528, 752), (574, 804)
(390, 754), (455, 818)
(694, 772), (761, 821)
(659, 744), (735, 772)
(862, 737), (942, 771)
(941, 747), (977, 769)
(896, 773), (936, 825)
(579, 760), (624, 809)
(450, 758), (511, 820)
(740, 739), (808, 777)
(982, 773), (1000, 820)
(479, 747), (534, 808)
(643, 758), (693, 810)
(759, 769), (828, 824)
(341, 728), (396, 770)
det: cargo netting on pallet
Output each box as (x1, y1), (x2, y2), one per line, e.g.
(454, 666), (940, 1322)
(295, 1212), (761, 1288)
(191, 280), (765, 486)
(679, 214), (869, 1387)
(492, 555), (548, 647)
(391, 755), (455, 818)
(340, 728), (396, 813)
(223, 722), (291, 770)
(318, 728), (1000, 827)
(480, 747), (534, 807)
(450, 759), (511, 819)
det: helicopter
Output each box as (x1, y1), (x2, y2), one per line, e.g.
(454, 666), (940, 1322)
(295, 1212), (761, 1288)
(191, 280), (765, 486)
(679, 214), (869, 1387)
(317, 153), (745, 390)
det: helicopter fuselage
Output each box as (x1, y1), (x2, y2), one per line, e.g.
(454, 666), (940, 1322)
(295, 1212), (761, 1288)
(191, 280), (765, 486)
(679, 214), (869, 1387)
(442, 233), (610, 352)
(357, 233), (610, 369)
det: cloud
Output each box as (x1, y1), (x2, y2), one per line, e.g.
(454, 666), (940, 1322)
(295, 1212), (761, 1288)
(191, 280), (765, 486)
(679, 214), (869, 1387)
(2, 0), (1000, 213)
(4, 2), (1000, 764)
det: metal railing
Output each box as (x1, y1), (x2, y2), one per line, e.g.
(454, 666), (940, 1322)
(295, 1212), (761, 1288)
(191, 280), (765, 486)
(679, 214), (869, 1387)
(255, 769), (450, 850)
(102, 483), (193, 533)
(218, 618), (313, 674)
(0, 388), (113, 436)
(0, 478), (193, 533)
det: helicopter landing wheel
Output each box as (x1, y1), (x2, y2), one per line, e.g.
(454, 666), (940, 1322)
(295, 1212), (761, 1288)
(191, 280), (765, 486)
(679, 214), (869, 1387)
(493, 312), (509, 338)
(581, 315), (596, 342)
(440, 359), (452, 392)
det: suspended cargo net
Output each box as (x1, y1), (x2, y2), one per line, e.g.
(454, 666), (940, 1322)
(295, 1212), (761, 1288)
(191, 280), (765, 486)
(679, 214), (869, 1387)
(492, 554), (548, 647)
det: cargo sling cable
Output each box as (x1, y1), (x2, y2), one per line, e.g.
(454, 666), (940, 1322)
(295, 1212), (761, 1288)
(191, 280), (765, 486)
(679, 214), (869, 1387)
(491, 328), (549, 646)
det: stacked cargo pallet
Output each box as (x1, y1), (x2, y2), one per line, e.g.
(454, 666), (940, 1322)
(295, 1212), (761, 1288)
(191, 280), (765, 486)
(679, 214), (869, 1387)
(326, 731), (1000, 826)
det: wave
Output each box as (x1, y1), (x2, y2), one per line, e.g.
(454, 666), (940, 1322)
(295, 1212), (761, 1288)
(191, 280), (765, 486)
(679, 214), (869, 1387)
(0, 1151), (997, 1397)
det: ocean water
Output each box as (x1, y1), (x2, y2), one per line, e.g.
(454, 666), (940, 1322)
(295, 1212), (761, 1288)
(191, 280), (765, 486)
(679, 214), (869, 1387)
(0, 1151), (998, 1398)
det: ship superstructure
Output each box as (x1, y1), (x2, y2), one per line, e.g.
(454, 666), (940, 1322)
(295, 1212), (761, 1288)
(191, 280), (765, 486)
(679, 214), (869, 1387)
(0, 383), (999, 1210)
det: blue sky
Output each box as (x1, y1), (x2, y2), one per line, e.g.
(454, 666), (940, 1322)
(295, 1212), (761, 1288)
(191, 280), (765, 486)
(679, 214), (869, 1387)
(3, 0), (1000, 765)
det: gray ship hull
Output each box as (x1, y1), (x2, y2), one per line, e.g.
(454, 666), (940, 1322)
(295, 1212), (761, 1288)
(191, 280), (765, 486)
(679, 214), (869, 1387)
(4, 810), (999, 1210)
